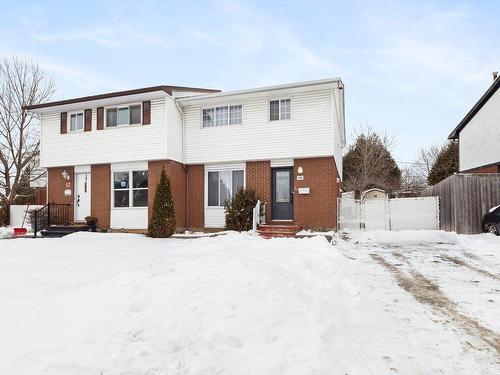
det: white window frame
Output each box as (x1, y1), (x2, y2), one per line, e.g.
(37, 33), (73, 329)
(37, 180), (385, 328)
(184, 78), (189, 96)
(68, 110), (85, 132)
(205, 168), (246, 208)
(111, 169), (148, 209)
(201, 104), (243, 128)
(105, 102), (143, 128)
(269, 98), (292, 122)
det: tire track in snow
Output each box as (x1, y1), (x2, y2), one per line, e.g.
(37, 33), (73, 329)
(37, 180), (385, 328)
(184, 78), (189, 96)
(439, 255), (500, 282)
(369, 252), (500, 358)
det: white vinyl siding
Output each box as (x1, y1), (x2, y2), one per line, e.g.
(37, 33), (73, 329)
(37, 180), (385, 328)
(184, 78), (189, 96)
(183, 89), (336, 165)
(165, 96), (183, 163)
(40, 98), (167, 168)
(459, 87), (500, 171)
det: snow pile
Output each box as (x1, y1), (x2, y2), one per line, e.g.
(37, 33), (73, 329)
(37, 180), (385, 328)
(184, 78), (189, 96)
(0, 226), (14, 238)
(0, 232), (357, 374)
(347, 229), (459, 244)
(457, 233), (500, 253)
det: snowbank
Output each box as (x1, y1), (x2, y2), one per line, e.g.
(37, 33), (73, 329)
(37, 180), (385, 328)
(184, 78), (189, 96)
(456, 233), (500, 253)
(0, 232), (357, 374)
(344, 229), (499, 254)
(346, 229), (459, 244)
(0, 226), (14, 238)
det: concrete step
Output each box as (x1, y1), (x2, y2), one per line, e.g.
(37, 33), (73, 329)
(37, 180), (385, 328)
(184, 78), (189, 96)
(40, 225), (90, 238)
(257, 224), (301, 233)
(258, 231), (297, 239)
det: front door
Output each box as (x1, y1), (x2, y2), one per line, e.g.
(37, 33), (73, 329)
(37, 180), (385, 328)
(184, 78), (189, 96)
(272, 167), (293, 220)
(75, 173), (91, 221)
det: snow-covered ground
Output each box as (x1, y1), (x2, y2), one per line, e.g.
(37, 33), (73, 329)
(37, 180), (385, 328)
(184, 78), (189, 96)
(0, 231), (498, 374)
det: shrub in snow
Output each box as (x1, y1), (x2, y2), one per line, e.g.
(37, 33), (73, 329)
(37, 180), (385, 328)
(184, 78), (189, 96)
(224, 188), (257, 231)
(148, 169), (176, 238)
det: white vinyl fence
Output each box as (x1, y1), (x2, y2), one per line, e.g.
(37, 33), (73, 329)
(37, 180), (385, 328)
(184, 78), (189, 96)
(338, 196), (440, 231)
(9, 204), (43, 229)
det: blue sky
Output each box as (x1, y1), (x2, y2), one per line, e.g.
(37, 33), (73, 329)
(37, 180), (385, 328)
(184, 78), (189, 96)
(1, 0), (498, 163)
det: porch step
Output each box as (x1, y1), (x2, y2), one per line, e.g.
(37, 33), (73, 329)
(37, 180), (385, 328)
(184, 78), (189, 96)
(40, 224), (90, 238)
(257, 224), (302, 238)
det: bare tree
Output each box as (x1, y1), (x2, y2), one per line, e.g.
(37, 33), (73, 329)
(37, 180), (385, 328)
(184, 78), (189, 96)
(0, 57), (55, 211)
(399, 165), (426, 192)
(413, 144), (441, 186)
(342, 125), (401, 196)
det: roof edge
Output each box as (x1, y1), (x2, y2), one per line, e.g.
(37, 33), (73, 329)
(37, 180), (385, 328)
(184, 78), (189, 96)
(23, 85), (220, 111)
(449, 76), (500, 139)
(176, 77), (343, 103)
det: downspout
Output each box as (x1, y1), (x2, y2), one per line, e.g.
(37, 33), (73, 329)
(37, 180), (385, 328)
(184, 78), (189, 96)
(175, 99), (189, 229)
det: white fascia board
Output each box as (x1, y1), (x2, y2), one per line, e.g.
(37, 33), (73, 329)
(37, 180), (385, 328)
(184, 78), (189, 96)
(176, 78), (342, 106)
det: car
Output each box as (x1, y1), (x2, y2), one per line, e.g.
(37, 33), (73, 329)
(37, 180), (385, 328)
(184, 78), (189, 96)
(482, 205), (500, 235)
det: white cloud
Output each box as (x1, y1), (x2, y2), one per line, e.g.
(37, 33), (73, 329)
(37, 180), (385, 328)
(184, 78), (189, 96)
(32, 26), (169, 49)
(0, 48), (124, 97)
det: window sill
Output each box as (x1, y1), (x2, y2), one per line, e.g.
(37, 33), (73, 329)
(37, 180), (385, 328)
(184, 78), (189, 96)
(111, 206), (148, 210)
(201, 123), (244, 129)
(105, 124), (144, 130)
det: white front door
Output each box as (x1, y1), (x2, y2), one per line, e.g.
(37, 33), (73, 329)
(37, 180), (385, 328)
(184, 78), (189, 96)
(75, 173), (91, 221)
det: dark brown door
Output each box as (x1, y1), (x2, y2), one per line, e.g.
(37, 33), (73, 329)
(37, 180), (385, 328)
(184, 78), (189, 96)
(272, 167), (293, 220)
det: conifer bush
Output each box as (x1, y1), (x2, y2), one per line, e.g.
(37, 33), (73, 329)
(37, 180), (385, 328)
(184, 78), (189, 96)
(148, 169), (176, 238)
(224, 188), (257, 231)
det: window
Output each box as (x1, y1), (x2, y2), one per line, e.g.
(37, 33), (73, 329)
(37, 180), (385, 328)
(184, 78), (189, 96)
(207, 169), (244, 207)
(269, 99), (291, 121)
(202, 105), (242, 127)
(113, 170), (148, 208)
(69, 112), (84, 131)
(106, 104), (142, 127)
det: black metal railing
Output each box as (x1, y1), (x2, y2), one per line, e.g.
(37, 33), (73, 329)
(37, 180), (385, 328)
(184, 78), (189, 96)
(33, 203), (71, 237)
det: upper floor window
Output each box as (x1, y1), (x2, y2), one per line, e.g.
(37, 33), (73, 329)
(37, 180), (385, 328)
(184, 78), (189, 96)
(69, 112), (84, 131)
(202, 105), (242, 127)
(270, 99), (291, 121)
(106, 104), (141, 127)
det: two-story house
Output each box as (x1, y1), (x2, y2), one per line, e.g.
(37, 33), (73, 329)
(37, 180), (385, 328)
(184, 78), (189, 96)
(24, 78), (345, 231)
(448, 73), (500, 173)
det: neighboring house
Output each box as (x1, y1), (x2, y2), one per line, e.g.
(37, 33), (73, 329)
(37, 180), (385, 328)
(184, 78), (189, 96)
(448, 73), (500, 173)
(24, 78), (345, 231)
(361, 188), (387, 200)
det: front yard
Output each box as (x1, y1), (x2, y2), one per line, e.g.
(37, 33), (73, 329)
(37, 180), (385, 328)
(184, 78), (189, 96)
(0, 231), (498, 374)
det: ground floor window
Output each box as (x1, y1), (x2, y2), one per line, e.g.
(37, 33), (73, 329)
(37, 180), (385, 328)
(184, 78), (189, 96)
(207, 169), (244, 207)
(113, 170), (148, 208)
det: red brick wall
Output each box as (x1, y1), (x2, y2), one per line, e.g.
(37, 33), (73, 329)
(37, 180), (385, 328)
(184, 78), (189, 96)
(293, 157), (340, 230)
(187, 164), (204, 228)
(47, 166), (74, 220)
(91, 164), (110, 229)
(468, 164), (500, 173)
(246, 161), (271, 223)
(148, 160), (187, 229)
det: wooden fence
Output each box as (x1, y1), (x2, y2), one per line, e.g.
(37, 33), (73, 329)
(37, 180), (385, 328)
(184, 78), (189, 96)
(422, 173), (500, 234)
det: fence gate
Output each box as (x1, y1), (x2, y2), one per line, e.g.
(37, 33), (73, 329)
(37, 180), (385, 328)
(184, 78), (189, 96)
(338, 196), (440, 231)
